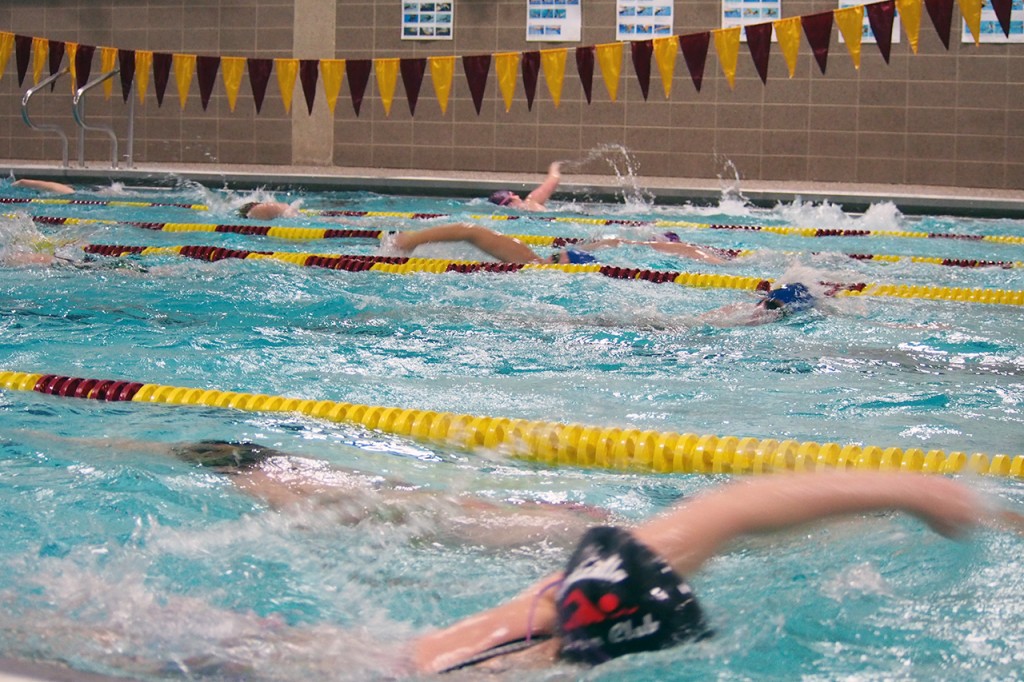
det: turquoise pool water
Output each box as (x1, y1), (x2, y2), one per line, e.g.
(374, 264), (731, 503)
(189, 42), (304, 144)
(1, 178), (1022, 680)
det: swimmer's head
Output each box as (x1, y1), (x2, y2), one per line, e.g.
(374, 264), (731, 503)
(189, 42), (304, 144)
(660, 231), (681, 243)
(488, 190), (516, 207)
(552, 248), (597, 265)
(170, 439), (282, 471)
(759, 283), (816, 313)
(556, 526), (711, 665)
(238, 202), (259, 218)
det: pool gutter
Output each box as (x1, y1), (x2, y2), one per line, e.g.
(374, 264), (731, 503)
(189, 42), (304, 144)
(4, 160), (1024, 218)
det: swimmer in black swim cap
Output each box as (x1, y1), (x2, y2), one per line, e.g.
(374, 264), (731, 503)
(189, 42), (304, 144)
(416, 471), (1002, 674)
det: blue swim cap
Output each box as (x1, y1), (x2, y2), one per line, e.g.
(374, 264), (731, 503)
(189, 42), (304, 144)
(556, 527), (710, 665)
(761, 283), (815, 312)
(562, 248), (597, 264)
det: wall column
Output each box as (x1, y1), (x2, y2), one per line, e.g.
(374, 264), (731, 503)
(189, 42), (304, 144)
(291, 0), (336, 165)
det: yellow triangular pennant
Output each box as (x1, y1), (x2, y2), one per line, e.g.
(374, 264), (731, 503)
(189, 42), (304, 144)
(959, 0), (983, 45)
(66, 42), (78, 91)
(101, 47), (118, 99)
(429, 56), (455, 115)
(895, 0), (922, 53)
(173, 53), (196, 110)
(495, 52), (520, 112)
(32, 37), (48, 85)
(712, 27), (741, 90)
(375, 57), (399, 117)
(540, 48), (566, 108)
(135, 51), (152, 105)
(596, 42), (623, 102)
(834, 6), (864, 70)
(275, 58), (298, 113)
(221, 57), (245, 112)
(773, 17), (802, 78)
(320, 59), (346, 115)
(0, 32), (13, 84)
(653, 37), (677, 98)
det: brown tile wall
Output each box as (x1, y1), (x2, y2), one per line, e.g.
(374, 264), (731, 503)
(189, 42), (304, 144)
(1, 0), (1021, 190)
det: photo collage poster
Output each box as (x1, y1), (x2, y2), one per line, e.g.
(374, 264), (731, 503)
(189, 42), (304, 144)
(837, 0), (901, 44)
(616, 0), (674, 41)
(527, 0), (582, 42)
(721, 0), (781, 40)
(401, 1), (454, 40)
(962, 0), (1024, 42)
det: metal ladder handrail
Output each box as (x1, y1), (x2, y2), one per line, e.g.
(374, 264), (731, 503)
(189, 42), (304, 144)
(72, 69), (123, 169)
(21, 67), (71, 168)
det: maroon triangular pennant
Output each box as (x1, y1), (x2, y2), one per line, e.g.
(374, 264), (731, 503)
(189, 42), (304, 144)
(247, 58), (273, 113)
(576, 46), (595, 104)
(521, 51), (540, 111)
(74, 44), (95, 90)
(118, 49), (135, 101)
(745, 23), (772, 85)
(679, 32), (710, 92)
(400, 57), (426, 116)
(801, 12), (833, 75)
(196, 56), (219, 110)
(15, 35), (32, 86)
(990, 0), (1013, 36)
(924, 0), (954, 49)
(299, 59), (318, 114)
(866, 1), (895, 63)
(152, 52), (173, 107)
(462, 54), (491, 115)
(48, 40), (65, 90)
(630, 40), (653, 100)
(346, 59), (372, 116)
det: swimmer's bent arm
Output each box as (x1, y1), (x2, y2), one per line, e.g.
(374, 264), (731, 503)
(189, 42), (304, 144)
(393, 223), (543, 263)
(413, 471), (983, 673)
(13, 179), (74, 194)
(525, 162), (561, 206)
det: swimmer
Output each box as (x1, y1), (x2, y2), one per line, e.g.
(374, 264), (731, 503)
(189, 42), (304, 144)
(238, 200), (299, 220)
(488, 162), (562, 212)
(11, 179), (75, 194)
(699, 282), (822, 327)
(415, 470), (1018, 674)
(391, 222), (726, 265)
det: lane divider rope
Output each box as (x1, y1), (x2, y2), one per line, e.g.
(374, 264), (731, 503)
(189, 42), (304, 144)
(29, 215), (1024, 270)
(10, 198), (1024, 244)
(2, 370), (1020, 478)
(81, 242), (1024, 306)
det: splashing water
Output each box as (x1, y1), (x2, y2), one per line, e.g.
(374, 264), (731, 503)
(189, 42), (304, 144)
(561, 144), (655, 208)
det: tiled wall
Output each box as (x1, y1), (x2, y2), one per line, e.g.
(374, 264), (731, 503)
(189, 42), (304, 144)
(1, 0), (1022, 189)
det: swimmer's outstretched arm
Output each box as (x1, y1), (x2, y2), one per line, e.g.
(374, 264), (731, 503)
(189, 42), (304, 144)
(413, 471), (986, 674)
(392, 222), (544, 263)
(13, 179), (75, 194)
(525, 162), (562, 207)
(573, 237), (727, 265)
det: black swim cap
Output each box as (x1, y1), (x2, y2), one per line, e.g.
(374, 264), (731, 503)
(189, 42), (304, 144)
(556, 527), (710, 665)
(238, 201), (259, 218)
(489, 190), (515, 206)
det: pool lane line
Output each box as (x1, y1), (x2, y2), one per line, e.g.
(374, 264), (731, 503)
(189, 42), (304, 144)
(30, 215), (1024, 270)
(2, 370), (1020, 478)
(20, 210), (1024, 245)
(0, 196), (208, 210)
(81, 242), (1024, 307)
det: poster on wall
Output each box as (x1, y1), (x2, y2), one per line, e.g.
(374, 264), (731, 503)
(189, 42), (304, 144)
(962, 0), (1024, 42)
(616, 0), (673, 41)
(837, 0), (901, 43)
(721, 0), (780, 39)
(402, 1), (454, 40)
(526, 0), (582, 42)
